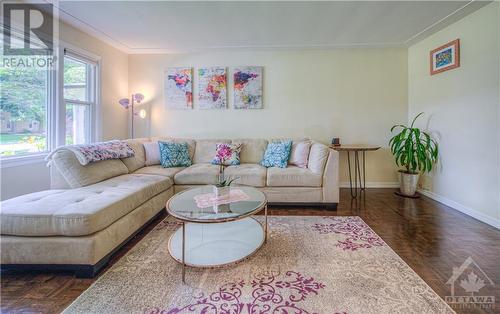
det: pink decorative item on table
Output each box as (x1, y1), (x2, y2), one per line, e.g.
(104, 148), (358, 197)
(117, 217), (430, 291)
(194, 188), (250, 208)
(289, 140), (311, 168)
(212, 143), (242, 189)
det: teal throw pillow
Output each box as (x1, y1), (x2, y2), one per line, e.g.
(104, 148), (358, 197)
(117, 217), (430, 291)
(159, 141), (192, 168)
(261, 140), (292, 168)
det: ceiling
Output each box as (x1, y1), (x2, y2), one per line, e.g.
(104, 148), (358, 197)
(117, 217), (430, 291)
(54, 1), (488, 54)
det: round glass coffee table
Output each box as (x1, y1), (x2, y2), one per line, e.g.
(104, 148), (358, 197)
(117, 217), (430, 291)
(166, 186), (268, 282)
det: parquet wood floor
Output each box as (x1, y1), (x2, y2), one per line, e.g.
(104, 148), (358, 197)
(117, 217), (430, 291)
(2, 188), (499, 313)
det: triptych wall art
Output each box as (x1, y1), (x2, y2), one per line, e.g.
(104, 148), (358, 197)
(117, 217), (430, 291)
(164, 66), (263, 110)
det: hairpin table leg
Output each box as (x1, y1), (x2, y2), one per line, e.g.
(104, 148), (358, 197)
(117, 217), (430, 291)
(347, 151), (357, 199)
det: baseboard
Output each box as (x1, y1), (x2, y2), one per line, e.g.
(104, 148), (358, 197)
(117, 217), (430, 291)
(418, 189), (500, 229)
(340, 181), (399, 188)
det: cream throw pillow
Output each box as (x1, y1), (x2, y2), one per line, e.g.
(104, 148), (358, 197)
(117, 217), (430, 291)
(143, 142), (160, 166)
(288, 140), (311, 168)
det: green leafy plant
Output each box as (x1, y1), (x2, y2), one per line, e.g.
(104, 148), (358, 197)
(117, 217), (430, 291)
(215, 177), (239, 188)
(389, 112), (438, 174)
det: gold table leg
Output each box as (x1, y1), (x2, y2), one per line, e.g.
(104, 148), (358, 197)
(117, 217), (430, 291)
(182, 221), (185, 283)
(264, 205), (268, 243)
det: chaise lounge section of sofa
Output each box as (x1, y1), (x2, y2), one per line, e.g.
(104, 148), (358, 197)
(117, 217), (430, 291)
(0, 137), (339, 277)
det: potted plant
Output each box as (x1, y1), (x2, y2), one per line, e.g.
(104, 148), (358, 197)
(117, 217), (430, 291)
(389, 112), (438, 197)
(214, 177), (238, 199)
(213, 145), (238, 198)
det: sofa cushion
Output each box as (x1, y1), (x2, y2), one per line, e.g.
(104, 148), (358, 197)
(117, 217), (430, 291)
(50, 150), (129, 188)
(134, 165), (185, 178)
(151, 137), (196, 160)
(143, 142), (160, 166)
(224, 164), (267, 187)
(174, 164), (219, 185)
(0, 174), (172, 237)
(261, 140), (292, 168)
(121, 138), (149, 172)
(288, 140), (311, 168)
(194, 139), (231, 164)
(308, 143), (330, 174)
(159, 141), (192, 167)
(232, 139), (268, 164)
(211, 143), (242, 166)
(267, 166), (322, 187)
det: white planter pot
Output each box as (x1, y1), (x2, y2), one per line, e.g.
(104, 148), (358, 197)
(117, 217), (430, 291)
(214, 186), (231, 199)
(399, 171), (420, 196)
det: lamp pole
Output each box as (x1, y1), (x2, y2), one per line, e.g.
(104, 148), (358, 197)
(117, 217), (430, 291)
(131, 94), (135, 139)
(119, 93), (144, 139)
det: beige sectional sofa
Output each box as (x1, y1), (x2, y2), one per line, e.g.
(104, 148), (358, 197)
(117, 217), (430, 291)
(0, 137), (339, 277)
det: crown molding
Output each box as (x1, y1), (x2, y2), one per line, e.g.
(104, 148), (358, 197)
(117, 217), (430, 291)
(48, 0), (132, 54)
(125, 42), (406, 55)
(405, 0), (492, 46)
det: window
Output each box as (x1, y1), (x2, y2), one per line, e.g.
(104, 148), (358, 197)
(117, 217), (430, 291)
(0, 64), (50, 157)
(0, 41), (100, 162)
(63, 51), (97, 145)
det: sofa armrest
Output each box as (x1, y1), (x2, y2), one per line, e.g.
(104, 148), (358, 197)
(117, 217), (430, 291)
(322, 148), (339, 203)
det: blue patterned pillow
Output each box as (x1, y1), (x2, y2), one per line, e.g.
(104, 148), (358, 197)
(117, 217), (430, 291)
(261, 140), (292, 168)
(159, 141), (192, 168)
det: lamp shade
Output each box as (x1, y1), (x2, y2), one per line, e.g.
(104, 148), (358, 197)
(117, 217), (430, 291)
(119, 98), (130, 109)
(133, 93), (144, 103)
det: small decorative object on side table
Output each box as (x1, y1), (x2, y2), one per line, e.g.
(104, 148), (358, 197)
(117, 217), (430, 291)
(331, 144), (380, 199)
(331, 137), (341, 147)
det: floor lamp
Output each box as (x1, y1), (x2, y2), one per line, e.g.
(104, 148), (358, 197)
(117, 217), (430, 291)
(119, 93), (146, 138)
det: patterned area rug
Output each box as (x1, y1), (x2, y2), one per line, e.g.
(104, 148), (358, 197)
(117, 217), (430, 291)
(64, 216), (453, 313)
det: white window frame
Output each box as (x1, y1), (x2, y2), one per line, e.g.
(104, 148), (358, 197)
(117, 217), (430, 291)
(1, 40), (101, 168)
(60, 45), (101, 146)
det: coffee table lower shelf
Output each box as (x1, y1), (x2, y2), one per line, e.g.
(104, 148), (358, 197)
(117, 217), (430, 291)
(168, 217), (265, 270)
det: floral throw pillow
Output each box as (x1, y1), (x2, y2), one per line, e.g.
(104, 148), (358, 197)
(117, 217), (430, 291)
(261, 140), (292, 168)
(159, 141), (192, 168)
(211, 143), (242, 166)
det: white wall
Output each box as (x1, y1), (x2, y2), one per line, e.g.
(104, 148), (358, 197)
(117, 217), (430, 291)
(408, 2), (500, 228)
(0, 21), (129, 200)
(129, 48), (408, 185)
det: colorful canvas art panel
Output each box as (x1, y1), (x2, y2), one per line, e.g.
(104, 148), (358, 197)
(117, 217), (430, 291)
(198, 67), (227, 109)
(165, 67), (193, 109)
(430, 39), (460, 75)
(233, 66), (263, 109)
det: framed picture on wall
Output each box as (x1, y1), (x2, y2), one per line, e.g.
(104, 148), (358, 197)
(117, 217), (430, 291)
(430, 39), (460, 75)
(165, 67), (193, 109)
(198, 67), (227, 109)
(233, 66), (263, 109)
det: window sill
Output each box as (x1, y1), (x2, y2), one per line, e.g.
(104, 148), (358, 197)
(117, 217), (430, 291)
(0, 153), (49, 168)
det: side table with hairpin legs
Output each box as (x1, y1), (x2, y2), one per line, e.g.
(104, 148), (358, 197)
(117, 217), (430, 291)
(331, 145), (381, 199)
